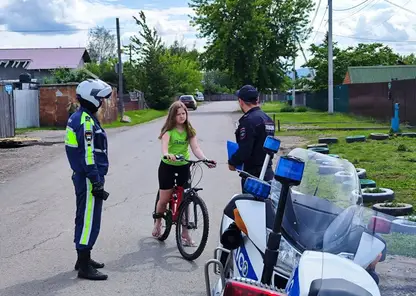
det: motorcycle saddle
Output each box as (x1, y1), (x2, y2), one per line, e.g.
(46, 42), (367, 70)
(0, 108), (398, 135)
(308, 278), (372, 296)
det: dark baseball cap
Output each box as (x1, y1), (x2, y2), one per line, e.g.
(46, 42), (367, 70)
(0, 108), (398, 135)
(235, 85), (259, 102)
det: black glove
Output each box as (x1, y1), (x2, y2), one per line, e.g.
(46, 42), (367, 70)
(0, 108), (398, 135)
(92, 182), (110, 201)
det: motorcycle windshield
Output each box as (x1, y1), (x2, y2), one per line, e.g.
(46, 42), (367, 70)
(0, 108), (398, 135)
(270, 148), (361, 252)
(316, 206), (416, 296)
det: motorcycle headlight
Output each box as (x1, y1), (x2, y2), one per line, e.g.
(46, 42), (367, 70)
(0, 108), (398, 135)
(271, 233), (301, 275)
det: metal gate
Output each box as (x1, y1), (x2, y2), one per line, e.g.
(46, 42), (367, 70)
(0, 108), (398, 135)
(0, 84), (15, 138)
(13, 89), (40, 128)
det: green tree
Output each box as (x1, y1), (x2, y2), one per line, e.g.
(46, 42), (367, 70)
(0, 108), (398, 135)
(189, 0), (314, 91)
(399, 53), (416, 65)
(87, 26), (117, 63)
(162, 50), (203, 95)
(202, 70), (233, 94)
(130, 11), (175, 110)
(43, 68), (90, 84)
(303, 34), (402, 90)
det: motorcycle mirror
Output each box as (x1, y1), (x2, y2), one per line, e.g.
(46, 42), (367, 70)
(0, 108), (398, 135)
(263, 136), (281, 154)
(220, 222), (243, 250)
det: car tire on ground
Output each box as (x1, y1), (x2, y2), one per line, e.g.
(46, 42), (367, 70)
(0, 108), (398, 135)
(318, 137), (338, 144)
(356, 168), (367, 179)
(363, 188), (394, 203)
(401, 132), (416, 138)
(307, 143), (328, 149)
(308, 147), (330, 154)
(319, 165), (344, 175)
(372, 203), (413, 216)
(360, 179), (376, 189)
(369, 133), (389, 140)
(334, 171), (354, 182)
(391, 217), (416, 234)
(346, 135), (366, 143)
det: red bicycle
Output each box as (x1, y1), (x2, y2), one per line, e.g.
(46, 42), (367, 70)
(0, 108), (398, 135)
(153, 155), (216, 261)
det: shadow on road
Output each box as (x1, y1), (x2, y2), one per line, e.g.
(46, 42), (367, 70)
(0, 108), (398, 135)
(0, 237), (197, 296)
(106, 237), (198, 273)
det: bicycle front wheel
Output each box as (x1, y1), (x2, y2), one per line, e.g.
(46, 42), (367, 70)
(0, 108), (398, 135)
(175, 194), (209, 261)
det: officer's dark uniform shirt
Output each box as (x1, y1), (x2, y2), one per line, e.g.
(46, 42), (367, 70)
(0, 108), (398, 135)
(229, 106), (275, 174)
(65, 107), (109, 184)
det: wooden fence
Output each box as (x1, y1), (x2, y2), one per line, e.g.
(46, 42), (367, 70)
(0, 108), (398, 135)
(0, 84), (15, 138)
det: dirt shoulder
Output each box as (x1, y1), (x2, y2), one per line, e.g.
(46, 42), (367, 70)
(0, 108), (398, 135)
(277, 136), (309, 155)
(378, 255), (416, 295)
(0, 144), (63, 184)
(0, 128), (131, 185)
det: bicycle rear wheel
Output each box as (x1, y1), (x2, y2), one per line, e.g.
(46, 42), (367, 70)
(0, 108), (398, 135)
(153, 191), (173, 241)
(175, 194), (209, 261)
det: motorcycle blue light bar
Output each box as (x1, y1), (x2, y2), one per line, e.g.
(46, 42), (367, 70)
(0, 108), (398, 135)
(263, 136), (281, 154)
(275, 155), (305, 182)
(243, 177), (271, 199)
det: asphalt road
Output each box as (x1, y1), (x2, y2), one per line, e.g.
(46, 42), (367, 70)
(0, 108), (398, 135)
(0, 101), (243, 296)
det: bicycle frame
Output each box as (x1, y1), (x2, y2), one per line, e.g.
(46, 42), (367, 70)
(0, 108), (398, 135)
(170, 185), (184, 223)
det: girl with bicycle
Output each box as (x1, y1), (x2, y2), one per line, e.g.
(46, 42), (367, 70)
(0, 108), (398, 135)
(152, 101), (216, 245)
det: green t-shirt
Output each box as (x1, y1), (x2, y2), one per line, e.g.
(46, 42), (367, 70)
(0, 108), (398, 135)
(162, 128), (190, 166)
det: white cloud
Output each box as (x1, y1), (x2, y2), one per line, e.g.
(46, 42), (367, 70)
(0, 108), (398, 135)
(295, 0), (416, 67)
(0, 0), (197, 52)
(0, 0), (415, 73)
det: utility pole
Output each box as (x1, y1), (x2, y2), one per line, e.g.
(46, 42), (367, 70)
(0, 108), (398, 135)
(328, 0), (334, 114)
(116, 17), (124, 120)
(129, 44), (132, 64)
(292, 56), (296, 108)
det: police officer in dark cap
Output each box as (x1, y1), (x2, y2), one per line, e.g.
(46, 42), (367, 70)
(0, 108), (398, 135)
(228, 85), (276, 191)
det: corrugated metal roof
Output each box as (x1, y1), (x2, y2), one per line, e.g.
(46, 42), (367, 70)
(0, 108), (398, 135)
(0, 47), (90, 70)
(348, 65), (416, 84)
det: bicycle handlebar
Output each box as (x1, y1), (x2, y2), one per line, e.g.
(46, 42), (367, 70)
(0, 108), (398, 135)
(163, 154), (216, 165)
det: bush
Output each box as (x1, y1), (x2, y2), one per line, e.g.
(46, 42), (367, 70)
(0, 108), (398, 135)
(295, 106), (308, 112)
(280, 106), (295, 112)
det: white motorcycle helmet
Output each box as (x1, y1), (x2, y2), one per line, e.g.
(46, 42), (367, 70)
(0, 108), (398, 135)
(76, 79), (113, 112)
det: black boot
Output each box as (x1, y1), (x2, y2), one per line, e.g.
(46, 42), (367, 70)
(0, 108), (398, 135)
(75, 255), (105, 270)
(76, 249), (108, 281)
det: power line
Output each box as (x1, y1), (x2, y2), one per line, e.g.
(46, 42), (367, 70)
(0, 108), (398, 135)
(314, 30), (416, 43)
(311, 6), (328, 42)
(336, 0), (379, 21)
(333, 0), (371, 11)
(383, 0), (416, 15)
(0, 26), (138, 33)
(310, 0), (323, 26)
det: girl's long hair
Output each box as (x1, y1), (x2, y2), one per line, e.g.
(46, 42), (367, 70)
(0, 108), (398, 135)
(158, 101), (196, 140)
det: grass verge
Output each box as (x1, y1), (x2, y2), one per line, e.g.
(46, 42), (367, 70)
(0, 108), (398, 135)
(263, 101), (389, 129)
(102, 109), (167, 129)
(278, 129), (416, 209)
(263, 102), (416, 209)
(15, 109), (167, 134)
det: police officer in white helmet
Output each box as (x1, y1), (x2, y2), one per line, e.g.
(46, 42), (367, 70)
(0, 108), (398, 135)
(64, 79), (112, 280)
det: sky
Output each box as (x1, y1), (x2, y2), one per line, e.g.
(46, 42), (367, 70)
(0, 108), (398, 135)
(0, 0), (414, 72)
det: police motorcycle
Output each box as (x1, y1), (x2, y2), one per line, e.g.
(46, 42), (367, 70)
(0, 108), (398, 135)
(204, 137), (416, 295)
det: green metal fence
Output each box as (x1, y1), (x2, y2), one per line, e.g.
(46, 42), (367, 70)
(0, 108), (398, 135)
(306, 85), (349, 113)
